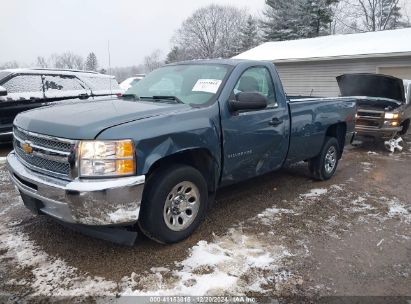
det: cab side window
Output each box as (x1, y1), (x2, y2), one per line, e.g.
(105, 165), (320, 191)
(2, 75), (43, 100)
(43, 75), (88, 98)
(3, 75), (43, 93)
(233, 67), (277, 106)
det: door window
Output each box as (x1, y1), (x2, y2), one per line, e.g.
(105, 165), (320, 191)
(233, 67), (277, 106)
(43, 75), (88, 98)
(2, 75), (43, 100)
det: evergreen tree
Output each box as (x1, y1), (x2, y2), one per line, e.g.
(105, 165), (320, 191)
(165, 47), (191, 63)
(261, 0), (338, 41)
(261, 0), (301, 41)
(85, 52), (98, 71)
(238, 15), (261, 53)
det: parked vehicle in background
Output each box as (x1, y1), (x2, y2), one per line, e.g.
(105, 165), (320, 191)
(119, 74), (145, 91)
(0, 68), (121, 143)
(337, 73), (411, 140)
(6, 59), (356, 245)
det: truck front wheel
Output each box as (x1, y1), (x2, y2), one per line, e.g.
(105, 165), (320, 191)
(309, 137), (340, 181)
(139, 165), (208, 244)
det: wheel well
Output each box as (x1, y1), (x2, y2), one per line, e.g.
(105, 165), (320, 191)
(325, 122), (346, 157)
(146, 149), (219, 193)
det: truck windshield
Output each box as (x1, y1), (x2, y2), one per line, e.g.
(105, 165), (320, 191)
(124, 64), (229, 105)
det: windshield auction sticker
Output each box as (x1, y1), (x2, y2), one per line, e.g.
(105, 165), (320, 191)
(192, 79), (222, 94)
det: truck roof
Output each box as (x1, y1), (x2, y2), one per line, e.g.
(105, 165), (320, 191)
(168, 58), (273, 67)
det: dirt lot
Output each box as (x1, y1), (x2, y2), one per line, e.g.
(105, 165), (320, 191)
(0, 136), (410, 303)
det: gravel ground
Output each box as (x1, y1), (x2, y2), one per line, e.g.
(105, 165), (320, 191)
(0, 136), (410, 303)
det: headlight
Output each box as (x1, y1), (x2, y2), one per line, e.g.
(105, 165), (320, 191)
(384, 112), (399, 119)
(79, 140), (136, 177)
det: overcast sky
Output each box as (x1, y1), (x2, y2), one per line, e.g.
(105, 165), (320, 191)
(0, 0), (266, 68)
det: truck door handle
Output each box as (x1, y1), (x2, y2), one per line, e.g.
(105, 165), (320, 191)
(269, 118), (283, 126)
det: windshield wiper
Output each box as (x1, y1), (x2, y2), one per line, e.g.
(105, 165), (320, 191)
(140, 96), (184, 104)
(121, 93), (140, 100)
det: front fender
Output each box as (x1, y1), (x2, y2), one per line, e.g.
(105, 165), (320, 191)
(96, 104), (222, 176)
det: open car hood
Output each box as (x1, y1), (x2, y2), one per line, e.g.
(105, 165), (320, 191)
(337, 73), (405, 104)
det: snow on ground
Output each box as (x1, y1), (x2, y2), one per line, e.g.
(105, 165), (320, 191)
(300, 188), (327, 198)
(361, 162), (374, 172)
(0, 158), (409, 299)
(119, 229), (293, 296)
(0, 190), (298, 298)
(0, 222), (118, 297)
(385, 198), (411, 223)
(367, 151), (379, 155)
(0, 157), (6, 164)
(0, 215), (294, 298)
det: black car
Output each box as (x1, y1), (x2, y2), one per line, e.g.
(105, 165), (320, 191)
(0, 68), (122, 143)
(337, 73), (411, 140)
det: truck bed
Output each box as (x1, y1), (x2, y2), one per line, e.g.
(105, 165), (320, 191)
(286, 97), (357, 163)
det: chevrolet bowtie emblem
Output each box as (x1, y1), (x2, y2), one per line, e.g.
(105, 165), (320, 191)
(22, 142), (33, 154)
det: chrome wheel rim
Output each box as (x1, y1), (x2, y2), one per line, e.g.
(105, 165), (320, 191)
(163, 181), (200, 231)
(324, 146), (337, 174)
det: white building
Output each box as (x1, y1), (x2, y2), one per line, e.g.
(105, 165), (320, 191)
(234, 28), (411, 97)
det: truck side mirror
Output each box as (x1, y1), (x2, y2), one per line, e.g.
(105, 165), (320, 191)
(229, 92), (268, 111)
(0, 86), (7, 97)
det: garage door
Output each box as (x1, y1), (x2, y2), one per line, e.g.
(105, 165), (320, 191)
(378, 66), (411, 80)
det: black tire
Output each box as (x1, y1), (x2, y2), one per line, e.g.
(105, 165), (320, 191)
(308, 137), (340, 181)
(139, 165), (208, 244)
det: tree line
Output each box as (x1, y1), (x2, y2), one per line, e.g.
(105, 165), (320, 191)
(1, 0), (409, 80)
(0, 52), (100, 72)
(166, 0), (409, 63)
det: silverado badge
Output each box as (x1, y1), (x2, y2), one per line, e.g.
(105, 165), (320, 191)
(22, 142), (33, 154)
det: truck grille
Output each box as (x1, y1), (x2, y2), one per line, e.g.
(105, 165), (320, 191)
(13, 127), (72, 152)
(13, 127), (76, 179)
(357, 110), (383, 119)
(356, 119), (380, 127)
(356, 109), (383, 128)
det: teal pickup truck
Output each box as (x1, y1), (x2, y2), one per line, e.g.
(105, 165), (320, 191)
(7, 59), (356, 245)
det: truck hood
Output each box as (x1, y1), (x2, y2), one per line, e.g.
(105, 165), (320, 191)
(14, 99), (190, 139)
(337, 74), (405, 107)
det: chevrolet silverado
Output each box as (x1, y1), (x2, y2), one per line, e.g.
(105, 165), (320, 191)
(7, 60), (356, 244)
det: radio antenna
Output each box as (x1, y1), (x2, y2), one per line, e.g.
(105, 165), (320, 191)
(108, 40), (112, 94)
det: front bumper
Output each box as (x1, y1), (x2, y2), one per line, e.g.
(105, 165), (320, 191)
(6, 151), (145, 226)
(355, 125), (402, 139)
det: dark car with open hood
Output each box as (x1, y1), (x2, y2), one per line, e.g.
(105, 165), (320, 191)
(0, 68), (122, 143)
(337, 73), (411, 140)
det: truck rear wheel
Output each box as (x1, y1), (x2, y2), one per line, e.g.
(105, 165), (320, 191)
(139, 165), (208, 244)
(309, 137), (340, 181)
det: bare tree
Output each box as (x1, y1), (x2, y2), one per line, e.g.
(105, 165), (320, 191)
(358, 0), (401, 31)
(333, 0), (408, 32)
(49, 52), (84, 70)
(36, 56), (48, 68)
(143, 49), (163, 72)
(172, 4), (247, 59)
(0, 61), (19, 69)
